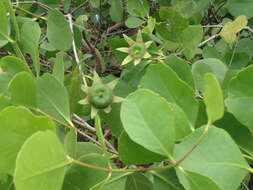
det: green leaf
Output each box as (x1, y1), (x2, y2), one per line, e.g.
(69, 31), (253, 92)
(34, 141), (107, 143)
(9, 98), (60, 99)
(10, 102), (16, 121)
(47, 10), (72, 51)
(141, 62), (198, 126)
(164, 54), (195, 88)
(225, 65), (253, 132)
(0, 56), (31, 76)
(119, 132), (165, 165)
(152, 169), (185, 190)
(127, 0), (149, 17)
(121, 89), (175, 157)
(220, 15), (248, 43)
(191, 58), (228, 91)
(36, 74), (72, 126)
(159, 7), (188, 42)
(0, 95), (11, 111)
(125, 173), (153, 190)
(215, 112), (253, 157)
(20, 21), (41, 76)
(8, 72), (36, 107)
(179, 170), (222, 190)
(14, 131), (70, 190)
(64, 128), (76, 158)
(174, 127), (249, 190)
(0, 1), (10, 47)
(62, 154), (109, 190)
(181, 25), (203, 60)
(125, 17), (145, 28)
(109, 0), (123, 22)
(38, 0), (59, 8)
(0, 106), (55, 174)
(227, 0), (253, 18)
(53, 52), (65, 85)
(89, 0), (100, 8)
(75, 142), (103, 159)
(203, 73), (224, 124)
(102, 175), (127, 190)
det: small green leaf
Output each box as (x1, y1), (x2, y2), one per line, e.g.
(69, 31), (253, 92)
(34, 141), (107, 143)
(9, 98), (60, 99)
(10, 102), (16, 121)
(0, 106), (55, 174)
(125, 17), (145, 28)
(203, 73), (224, 124)
(227, 0), (253, 18)
(125, 173), (153, 190)
(47, 10), (72, 51)
(220, 15), (248, 43)
(14, 131), (70, 190)
(8, 72), (36, 107)
(121, 89), (175, 157)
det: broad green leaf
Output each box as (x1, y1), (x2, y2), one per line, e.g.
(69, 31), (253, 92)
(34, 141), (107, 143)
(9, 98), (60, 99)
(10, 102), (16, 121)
(143, 17), (156, 35)
(0, 56), (31, 76)
(20, 21), (41, 76)
(125, 173), (153, 190)
(191, 58), (228, 91)
(125, 17), (145, 28)
(64, 128), (76, 158)
(0, 174), (13, 190)
(0, 106), (55, 174)
(53, 52), (65, 85)
(36, 74), (72, 125)
(119, 132), (165, 165)
(127, 0), (149, 17)
(47, 10), (72, 51)
(181, 25), (203, 60)
(215, 112), (253, 156)
(174, 127), (249, 190)
(220, 15), (248, 44)
(14, 131), (70, 190)
(164, 54), (194, 88)
(75, 142), (103, 159)
(109, 0), (123, 22)
(121, 89), (175, 157)
(141, 62), (198, 126)
(225, 65), (253, 132)
(0, 2), (10, 47)
(203, 73), (224, 124)
(62, 154), (109, 190)
(227, 0), (253, 18)
(8, 72), (36, 107)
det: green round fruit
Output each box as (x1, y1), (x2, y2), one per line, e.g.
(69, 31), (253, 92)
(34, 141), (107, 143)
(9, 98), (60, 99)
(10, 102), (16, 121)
(88, 84), (113, 109)
(129, 42), (146, 59)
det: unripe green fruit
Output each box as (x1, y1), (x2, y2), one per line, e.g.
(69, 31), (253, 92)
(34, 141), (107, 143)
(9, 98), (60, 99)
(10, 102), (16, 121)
(88, 84), (113, 109)
(129, 43), (146, 59)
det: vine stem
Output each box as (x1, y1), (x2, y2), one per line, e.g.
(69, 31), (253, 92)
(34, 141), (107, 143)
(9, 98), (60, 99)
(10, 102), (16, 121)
(95, 115), (107, 155)
(68, 156), (176, 173)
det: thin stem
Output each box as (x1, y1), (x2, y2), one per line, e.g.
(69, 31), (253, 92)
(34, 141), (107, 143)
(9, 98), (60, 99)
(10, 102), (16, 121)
(71, 0), (89, 14)
(198, 34), (219, 48)
(69, 156), (176, 173)
(12, 1), (52, 10)
(14, 5), (46, 20)
(95, 115), (107, 155)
